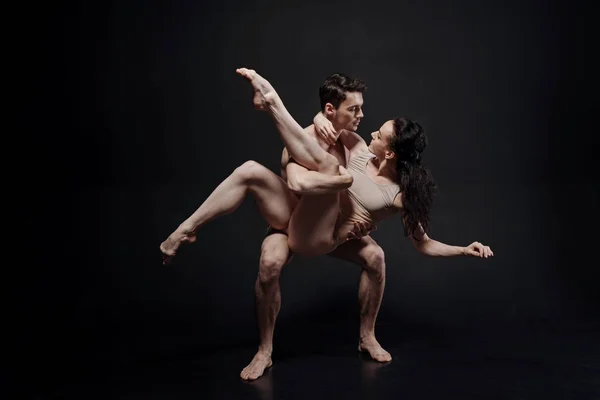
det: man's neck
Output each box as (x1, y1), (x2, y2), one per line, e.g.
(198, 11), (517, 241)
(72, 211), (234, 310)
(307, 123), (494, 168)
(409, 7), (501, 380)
(331, 120), (346, 136)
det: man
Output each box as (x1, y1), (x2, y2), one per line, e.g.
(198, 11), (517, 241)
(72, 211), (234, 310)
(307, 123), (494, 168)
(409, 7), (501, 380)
(240, 73), (390, 381)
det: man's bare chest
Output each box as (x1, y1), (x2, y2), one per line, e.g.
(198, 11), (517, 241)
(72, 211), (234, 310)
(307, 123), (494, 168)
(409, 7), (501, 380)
(328, 141), (348, 167)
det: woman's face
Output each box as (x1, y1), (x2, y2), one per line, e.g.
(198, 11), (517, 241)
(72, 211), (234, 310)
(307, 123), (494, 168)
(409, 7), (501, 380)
(368, 120), (395, 159)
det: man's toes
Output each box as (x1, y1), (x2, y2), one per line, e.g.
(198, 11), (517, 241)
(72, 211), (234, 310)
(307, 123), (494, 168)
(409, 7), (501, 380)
(248, 371), (261, 380)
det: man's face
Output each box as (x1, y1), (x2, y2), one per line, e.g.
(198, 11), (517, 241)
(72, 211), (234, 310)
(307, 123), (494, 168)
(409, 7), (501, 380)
(368, 120), (395, 158)
(330, 92), (364, 132)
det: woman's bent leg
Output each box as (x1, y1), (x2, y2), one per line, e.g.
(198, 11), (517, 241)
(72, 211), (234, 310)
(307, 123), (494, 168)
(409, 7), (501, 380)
(160, 161), (298, 264)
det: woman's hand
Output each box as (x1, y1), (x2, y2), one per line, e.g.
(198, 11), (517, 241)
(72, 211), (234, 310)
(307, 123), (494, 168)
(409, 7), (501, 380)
(347, 221), (376, 241)
(464, 242), (494, 258)
(313, 112), (337, 146)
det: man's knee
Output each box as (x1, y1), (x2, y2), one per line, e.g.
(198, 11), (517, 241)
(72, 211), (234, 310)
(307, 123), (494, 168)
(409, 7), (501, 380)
(363, 245), (386, 281)
(258, 248), (287, 285)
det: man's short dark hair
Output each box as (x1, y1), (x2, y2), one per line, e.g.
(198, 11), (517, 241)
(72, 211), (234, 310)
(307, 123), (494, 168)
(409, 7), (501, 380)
(319, 73), (367, 111)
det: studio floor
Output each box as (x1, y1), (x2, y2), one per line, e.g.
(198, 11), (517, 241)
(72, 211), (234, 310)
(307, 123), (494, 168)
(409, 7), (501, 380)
(38, 321), (599, 400)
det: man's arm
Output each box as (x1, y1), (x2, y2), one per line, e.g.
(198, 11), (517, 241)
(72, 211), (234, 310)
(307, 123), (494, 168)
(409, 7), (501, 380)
(283, 147), (353, 195)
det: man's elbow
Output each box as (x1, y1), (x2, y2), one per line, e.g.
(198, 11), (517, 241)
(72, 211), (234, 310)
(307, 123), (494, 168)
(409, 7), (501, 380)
(340, 174), (353, 189)
(287, 176), (306, 194)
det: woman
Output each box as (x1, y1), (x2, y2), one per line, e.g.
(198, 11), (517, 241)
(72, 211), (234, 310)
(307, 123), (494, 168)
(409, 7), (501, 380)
(160, 68), (493, 262)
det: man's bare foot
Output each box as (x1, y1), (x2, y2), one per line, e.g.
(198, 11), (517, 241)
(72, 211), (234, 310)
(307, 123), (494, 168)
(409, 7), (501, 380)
(159, 227), (197, 265)
(236, 68), (279, 111)
(240, 351), (273, 381)
(358, 335), (392, 362)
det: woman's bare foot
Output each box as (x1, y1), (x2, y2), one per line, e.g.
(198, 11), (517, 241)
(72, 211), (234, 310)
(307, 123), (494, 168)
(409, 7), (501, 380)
(358, 335), (392, 362)
(240, 351), (273, 381)
(159, 226), (197, 265)
(236, 68), (280, 111)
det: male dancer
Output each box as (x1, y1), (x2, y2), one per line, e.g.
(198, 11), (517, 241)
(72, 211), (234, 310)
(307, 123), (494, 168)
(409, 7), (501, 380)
(240, 73), (390, 380)
(161, 73), (392, 380)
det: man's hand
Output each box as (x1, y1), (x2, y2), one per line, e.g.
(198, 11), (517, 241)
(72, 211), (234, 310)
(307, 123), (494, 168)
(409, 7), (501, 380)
(314, 112), (337, 146)
(338, 165), (352, 181)
(463, 242), (494, 258)
(347, 221), (376, 241)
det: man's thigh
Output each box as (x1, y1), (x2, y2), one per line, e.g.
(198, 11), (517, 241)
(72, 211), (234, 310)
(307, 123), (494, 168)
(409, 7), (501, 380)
(327, 235), (381, 266)
(261, 228), (294, 265)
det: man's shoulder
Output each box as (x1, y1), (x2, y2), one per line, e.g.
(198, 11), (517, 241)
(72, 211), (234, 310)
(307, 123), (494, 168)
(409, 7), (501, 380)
(304, 124), (318, 138)
(341, 129), (366, 143)
(340, 129), (369, 157)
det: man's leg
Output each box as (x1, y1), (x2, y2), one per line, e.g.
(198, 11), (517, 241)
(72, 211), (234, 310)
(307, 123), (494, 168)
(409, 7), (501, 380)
(241, 231), (292, 381)
(160, 161), (298, 264)
(328, 236), (392, 362)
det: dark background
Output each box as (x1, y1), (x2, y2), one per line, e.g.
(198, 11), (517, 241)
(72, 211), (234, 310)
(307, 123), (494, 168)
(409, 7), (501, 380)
(22, 0), (598, 396)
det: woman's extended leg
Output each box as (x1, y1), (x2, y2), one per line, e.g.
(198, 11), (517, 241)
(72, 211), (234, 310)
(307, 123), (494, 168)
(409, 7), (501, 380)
(160, 160), (298, 264)
(236, 68), (337, 172)
(236, 68), (344, 256)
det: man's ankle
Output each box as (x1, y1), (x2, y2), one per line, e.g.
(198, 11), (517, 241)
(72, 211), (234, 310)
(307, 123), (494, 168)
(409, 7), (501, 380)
(359, 332), (376, 341)
(257, 346), (273, 356)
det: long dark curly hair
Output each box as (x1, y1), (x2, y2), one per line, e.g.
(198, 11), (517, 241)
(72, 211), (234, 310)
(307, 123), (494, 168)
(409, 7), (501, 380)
(391, 117), (437, 238)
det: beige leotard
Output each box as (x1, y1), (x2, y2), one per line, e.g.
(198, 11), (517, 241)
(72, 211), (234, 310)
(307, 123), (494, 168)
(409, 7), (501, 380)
(339, 150), (401, 227)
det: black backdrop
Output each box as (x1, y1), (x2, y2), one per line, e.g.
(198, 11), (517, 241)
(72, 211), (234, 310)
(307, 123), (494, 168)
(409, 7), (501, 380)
(23, 0), (598, 394)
